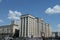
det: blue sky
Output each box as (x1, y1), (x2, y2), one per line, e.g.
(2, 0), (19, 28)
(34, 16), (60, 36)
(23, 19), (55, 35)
(0, 0), (60, 32)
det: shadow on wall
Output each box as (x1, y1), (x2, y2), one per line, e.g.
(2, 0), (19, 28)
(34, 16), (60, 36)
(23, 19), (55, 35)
(13, 29), (19, 38)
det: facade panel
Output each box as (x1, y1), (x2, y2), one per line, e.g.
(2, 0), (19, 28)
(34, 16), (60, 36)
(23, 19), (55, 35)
(21, 14), (51, 38)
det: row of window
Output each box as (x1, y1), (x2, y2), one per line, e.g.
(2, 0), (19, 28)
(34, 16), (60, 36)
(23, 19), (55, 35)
(0, 27), (13, 33)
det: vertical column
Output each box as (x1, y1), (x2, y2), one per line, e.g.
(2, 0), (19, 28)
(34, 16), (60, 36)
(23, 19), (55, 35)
(45, 23), (48, 38)
(48, 24), (51, 37)
(25, 17), (26, 37)
(26, 17), (28, 37)
(23, 17), (25, 37)
(45, 23), (47, 37)
(20, 18), (22, 37)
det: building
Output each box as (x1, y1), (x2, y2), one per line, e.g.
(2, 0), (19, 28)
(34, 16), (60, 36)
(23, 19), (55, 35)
(52, 32), (60, 37)
(20, 14), (38, 37)
(20, 14), (51, 38)
(0, 14), (51, 38)
(37, 18), (51, 38)
(0, 21), (20, 38)
(45, 23), (51, 37)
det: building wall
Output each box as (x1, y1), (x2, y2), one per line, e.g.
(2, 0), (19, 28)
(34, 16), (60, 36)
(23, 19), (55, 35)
(28, 16), (38, 37)
(45, 24), (52, 37)
(0, 25), (13, 34)
(37, 19), (52, 38)
(52, 32), (60, 37)
(13, 25), (19, 34)
(0, 25), (13, 38)
(37, 18), (44, 37)
(21, 15), (38, 37)
(0, 24), (20, 37)
(21, 14), (51, 38)
(14, 20), (21, 37)
(48, 24), (52, 37)
(46, 24), (49, 37)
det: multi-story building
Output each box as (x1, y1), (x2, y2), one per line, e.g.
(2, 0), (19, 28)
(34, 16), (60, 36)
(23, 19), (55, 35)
(20, 14), (51, 38)
(37, 18), (46, 37)
(0, 14), (51, 38)
(0, 21), (20, 38)
(37, 18), (51, 38)
(21, 14), (38, 37)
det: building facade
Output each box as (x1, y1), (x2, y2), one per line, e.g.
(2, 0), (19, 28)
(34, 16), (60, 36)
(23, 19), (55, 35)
(52, 32), (60, 37)
(0, 14), (51, 38)
(21, 14), (38, 37)
(0, 21), (20, 38)
(20, 14), (51, 38)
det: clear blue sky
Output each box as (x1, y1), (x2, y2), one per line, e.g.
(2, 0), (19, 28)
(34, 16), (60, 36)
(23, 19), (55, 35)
(0, 0), (60, 31)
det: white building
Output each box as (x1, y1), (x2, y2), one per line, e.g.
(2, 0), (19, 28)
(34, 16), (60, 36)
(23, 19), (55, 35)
(0, 21), (20, 38)
(0, 14), (51, 38)
(20, 14), (38, 37)
(20, 14), (52, 38)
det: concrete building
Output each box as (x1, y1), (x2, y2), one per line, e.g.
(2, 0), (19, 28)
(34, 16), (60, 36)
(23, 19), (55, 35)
(48, 24), (51, 37)
(0, 21), (20, 38)
(20, 14), (51, 38)
(37, 18), (51, 38)
(37, 18), (46, 37)
(0, 14), (51, 38)
(21, 14), (38, 37)
(45, 23), (52, 37)
(52, 32), (60, 37)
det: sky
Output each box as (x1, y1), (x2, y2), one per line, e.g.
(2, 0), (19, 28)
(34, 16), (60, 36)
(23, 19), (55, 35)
(0, 0), (60, 32)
